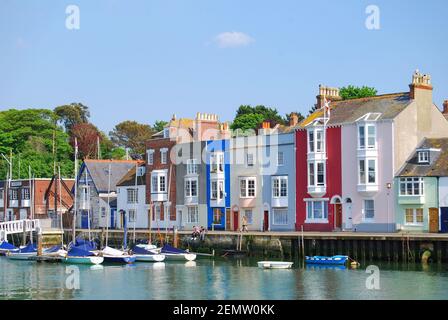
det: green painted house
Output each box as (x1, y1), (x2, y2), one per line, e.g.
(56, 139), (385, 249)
(395, 138), (448, 232)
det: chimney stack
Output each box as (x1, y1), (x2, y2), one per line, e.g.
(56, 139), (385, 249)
(262, 121), (271, 129)
(443, 100), (448, 115)
(316, 85), (341, 109)
(409, 69), (433, 100)
(289, 113), (299, 127)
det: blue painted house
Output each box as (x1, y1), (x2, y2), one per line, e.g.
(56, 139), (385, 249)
(206, 139), (231, 230)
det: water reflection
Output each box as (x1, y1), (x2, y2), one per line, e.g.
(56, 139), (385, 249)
(1, 257), (448, 300)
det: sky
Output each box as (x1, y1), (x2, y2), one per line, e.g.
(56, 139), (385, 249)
(1, 0), (447, 133)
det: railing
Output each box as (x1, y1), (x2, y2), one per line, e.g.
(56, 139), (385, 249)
(0, 219), (40, 242)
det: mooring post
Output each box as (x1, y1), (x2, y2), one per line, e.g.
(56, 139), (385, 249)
(37, 228), (43, 256)
(22, 221), (27, 246)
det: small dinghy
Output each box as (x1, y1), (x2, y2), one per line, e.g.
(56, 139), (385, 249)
(0, 241), (19, 256)
(257, 261), (294, 269)
(305, 255), (349, 265)
(7, 243), (37, 260)
(151, 244), (196, 261)
(132, 245), (165, 262)
(43, 245), (67, 257)
(101, 246), (136, 264)
(63, 246), (104, 265)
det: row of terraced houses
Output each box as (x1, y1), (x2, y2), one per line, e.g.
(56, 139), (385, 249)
(65, 70), (448, 234)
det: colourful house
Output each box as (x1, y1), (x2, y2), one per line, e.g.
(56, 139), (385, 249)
(396, 138), (448, 233)
(206, 139), (231, 230)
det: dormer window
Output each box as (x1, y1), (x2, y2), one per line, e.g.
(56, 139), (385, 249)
(418, 151), (429, 164)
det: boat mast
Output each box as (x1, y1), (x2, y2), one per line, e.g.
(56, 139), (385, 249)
(58, 166), (64, 247)
(85, 169), (91, 241)
(72, 137), (78, 244)
(133, 162), (137, 245)
(105, 162), (111, 248)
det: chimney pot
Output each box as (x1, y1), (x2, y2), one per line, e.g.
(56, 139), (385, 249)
(289, 113), (299, 127)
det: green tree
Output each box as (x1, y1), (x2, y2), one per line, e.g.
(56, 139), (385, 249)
(339, 85), (377, 100)
(54, 103), (90, 132)
(231, 105), (285, 131)
(153, 120), (168, 133)
(109, 121), (154, 154)
(0, 109), (73, 179)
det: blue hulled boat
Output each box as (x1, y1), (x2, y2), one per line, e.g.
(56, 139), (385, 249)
(305, 255), (349, 265)
(0, 241), (19, 256)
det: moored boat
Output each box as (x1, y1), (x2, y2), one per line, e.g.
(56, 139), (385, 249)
(257, 261), (294, 269)
(305, 255), (349, 265)
(151, 244), (196, 261)
(63, 246), (104, 265)
(7, 243), (37, 260)
(101, 246), (136, 264)
(0, 241), (19, 256)
(132, 245), (165, 262)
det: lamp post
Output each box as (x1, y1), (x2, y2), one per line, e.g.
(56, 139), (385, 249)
(386, 182), (392, 232)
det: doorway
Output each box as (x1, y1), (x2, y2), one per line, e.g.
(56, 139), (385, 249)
(263, 211), (269, 231)
(429, 208), (439, 233)
(233, 210), (239, 231)
(225, 208), (231, 230)
(440, 207), (448, 233)
(335, 204), (342, 229)
(345, 198), (353, 230)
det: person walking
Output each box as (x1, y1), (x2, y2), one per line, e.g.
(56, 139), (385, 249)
(241, 215), (248, 232)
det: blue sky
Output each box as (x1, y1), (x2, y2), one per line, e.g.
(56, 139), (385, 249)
(1, 0), (447, 132)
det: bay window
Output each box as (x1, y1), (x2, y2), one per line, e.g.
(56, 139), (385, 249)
(358, 124), (376, 149)
(308, 161), (325, 187)
(151, 173), (167, 193)
(359, 159), (377, 184)
(211, 179), (224, 200)
(272, 176), (288, 198)
(210, 152), (224, 173)
(308, 128), (325, 153)
(240, 177), (256, 198)
(185, 178), (198, 197)
(306, 201), (328, 221)
(187, 159), (198, 175)
(399, 177), (424, 196)
(187, 206), (199, 223)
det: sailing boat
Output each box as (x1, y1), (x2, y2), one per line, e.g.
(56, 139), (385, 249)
(62, 138), (103, 265)
(100, 162), (136, 264)
(7, 242), (38, 260)
(0, 241), (19, 256)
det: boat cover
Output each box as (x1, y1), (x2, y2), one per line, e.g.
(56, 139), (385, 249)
(20, 243), (37, 253)
(102, 246), (126, 256)
(132, 245), (156, 255)
(44, 245), (62, 253)
(68, 246), (95, 257)
(74, 238), (97, 251)
(0, 241), (18, 251)
(161, 244), (187, 254)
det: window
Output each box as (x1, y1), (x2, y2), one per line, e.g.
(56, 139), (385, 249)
(273, 208), (288, 225)
(211, 180), (218, 200)
(151, 173), (167, 193)
(128, 209), (136, 223)
(0, 189), (3, 201)
(405, 208), (424, 225)
(210, 152), (224, 173)
(306, 201), (328, 221)
(81, 186), (88, 204)
(359, 159), (376, 184)
(147, 149), (154, 165)
(9, 189), (18, 200)
(308, 161), (325, 187)
(101, 207), (106, 218)
(127, 188), (138, 204)
(21, 188), (30, 200)
(187, 206), (199, 223)
(243, 209), (253, 224)
(137, 167), (145, 176)
(155, 204), (162, 221)
(358, 124), (376, 149)
(399, 177), (424, 196)
(316, 129), (324, 152)
(418, 151), (429, 163)
(240, 177), (256, 198)
(185, 178), (198, 197)
(218, 180), (224, 199)
(187, 159), (198, 175)
(246, 153), (254, 167)
(160, 149), (168, 164)
(364, 200), (375, 220)
(277, 152), (284, 166)
(308, 131), (314, 152)
(272, 176), (288, 198)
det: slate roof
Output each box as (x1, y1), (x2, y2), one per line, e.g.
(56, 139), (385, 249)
(83, 160), (141, 193)
(397, 138), (448, 177)
(116, 165), (146, 187)
(300, 93), (412, 127)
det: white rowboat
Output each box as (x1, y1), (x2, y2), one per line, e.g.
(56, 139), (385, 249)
(257, 261), (293, 269)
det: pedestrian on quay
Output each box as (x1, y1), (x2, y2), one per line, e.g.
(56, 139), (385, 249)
(241, 215), (248, 232)
(200, 226), (206, 241)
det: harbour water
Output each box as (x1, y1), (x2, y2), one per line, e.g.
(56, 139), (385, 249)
(1, 257), (448, 300)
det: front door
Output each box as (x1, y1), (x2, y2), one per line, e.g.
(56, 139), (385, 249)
(225, 208), (231, 230)
(440, 207), (448, 233)
(429, 208), (439, 233)
(335, 204), (342, 229)
(110, 209), (116, 229)
(233, 211), (239, 231)
(263, 211), (269, 231)
(345, 203), (353, 230)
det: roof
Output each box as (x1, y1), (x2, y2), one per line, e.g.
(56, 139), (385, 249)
(300, 93), (412, 127)
(116, 165), (146, 187)
(83, 159), (141, 192)
(397, 138), (448, 177)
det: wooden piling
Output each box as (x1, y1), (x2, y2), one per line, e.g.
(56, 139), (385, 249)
(22, 221), (27, 246)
